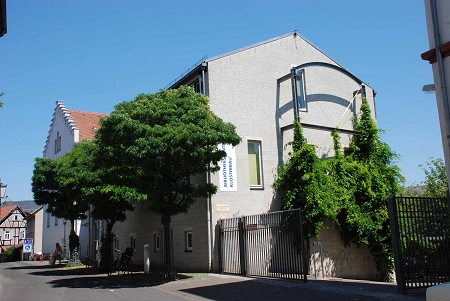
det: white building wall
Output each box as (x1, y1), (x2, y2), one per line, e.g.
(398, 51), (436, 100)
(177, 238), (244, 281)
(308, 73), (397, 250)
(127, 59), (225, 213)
(114, 33), (377, 277)
(34, 209), (44, 255)
(41, 101), (88, 259)
(423, 0), (450, 186)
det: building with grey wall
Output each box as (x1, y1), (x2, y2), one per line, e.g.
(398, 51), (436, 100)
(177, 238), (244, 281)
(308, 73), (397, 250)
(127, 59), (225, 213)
(112, 31), (377, 278)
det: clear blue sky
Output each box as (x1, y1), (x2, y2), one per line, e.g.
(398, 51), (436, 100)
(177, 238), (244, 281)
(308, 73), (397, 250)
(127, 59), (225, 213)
(0, 1), (442, 201)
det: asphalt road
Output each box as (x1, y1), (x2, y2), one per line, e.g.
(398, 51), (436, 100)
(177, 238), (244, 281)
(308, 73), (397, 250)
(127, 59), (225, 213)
(0, 261), (428, 301)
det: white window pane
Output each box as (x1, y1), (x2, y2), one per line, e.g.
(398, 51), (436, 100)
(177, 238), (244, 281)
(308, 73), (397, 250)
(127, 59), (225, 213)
(248, 142), (262, 187)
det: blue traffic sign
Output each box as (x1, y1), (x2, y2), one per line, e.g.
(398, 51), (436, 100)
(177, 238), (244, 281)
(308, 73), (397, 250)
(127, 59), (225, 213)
(24, 238), (33, 244)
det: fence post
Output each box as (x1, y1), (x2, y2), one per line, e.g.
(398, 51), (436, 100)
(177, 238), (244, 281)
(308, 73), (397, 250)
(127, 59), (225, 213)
(238, 217), (246, 276)
(447, 189), (450, 211)
(388, 194), (407, 294)
(218, 220), (223, 273)
(298, 208), (308, 282)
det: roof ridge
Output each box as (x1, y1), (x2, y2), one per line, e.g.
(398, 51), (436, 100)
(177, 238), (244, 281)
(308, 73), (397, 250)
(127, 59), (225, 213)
(68, 109), (109, 116)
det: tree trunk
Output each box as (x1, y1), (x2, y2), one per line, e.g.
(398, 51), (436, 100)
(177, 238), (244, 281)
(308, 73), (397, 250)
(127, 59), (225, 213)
(161, 215), (172, 266)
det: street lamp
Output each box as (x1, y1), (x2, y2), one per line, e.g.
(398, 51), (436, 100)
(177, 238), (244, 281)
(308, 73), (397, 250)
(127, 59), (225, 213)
(0, 179), (7, 206)
(422, 84), (436, 93)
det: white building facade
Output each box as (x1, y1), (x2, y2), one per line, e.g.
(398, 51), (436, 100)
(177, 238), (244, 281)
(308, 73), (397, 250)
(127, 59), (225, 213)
(41, 101), (107, 259)
(112, 32), (378, 279)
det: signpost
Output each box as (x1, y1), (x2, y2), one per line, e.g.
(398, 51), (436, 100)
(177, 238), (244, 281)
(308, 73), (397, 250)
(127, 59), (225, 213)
(22, 238), (33, 261)
(23, 238), (33, 253)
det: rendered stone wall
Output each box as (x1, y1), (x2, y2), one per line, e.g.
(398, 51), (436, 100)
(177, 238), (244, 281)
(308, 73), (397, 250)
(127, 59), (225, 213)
(309, 219), (377, 280)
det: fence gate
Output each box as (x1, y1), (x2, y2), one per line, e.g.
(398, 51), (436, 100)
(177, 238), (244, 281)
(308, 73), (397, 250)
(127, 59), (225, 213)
(218, 208), (307, 281)
(388, 194), (450, 293)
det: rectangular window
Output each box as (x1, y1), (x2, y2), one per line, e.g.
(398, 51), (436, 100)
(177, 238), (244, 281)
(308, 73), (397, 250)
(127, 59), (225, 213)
(248, 141), (263, 188)
(293, 69), (306, 113)
(47, 212), (50, 228)
(154, 234), (160, 252)
(13, 215), (18, 221)
(185, 231), (193, 251)
(3, 231), (10, 240)
(55, 217), (58, 226)
(54, 131), (62, 154)
(114, 238), (119, 250)
(130, 235), (136, 249)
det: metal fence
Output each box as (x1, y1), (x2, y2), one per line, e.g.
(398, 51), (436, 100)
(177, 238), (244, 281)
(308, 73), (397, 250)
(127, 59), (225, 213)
(158, 228), (177, 280)
(388, 194), (450, 293)
(218, 208), (307, 281)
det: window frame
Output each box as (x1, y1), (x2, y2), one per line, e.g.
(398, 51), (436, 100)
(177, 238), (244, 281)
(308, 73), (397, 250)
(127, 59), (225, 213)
(154, 234), (160, 252)
(247, 141), (264, 189)
(114, 237), (119, 251)
(130, 235), (136, 249)
(292, 68), (307, 116)
(3, 231), (10, 240)
(185, 230), (193, 252)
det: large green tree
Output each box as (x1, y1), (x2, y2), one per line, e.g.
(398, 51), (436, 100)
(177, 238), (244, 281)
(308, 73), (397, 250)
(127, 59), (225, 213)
(419, 157), (448, 197)
(32, 153), (90, 256)
(95, 86), (241, 231)
(80, 140), (138, 268)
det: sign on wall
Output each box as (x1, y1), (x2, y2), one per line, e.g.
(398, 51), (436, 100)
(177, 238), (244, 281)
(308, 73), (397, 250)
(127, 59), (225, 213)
(219, 144), (237, 191)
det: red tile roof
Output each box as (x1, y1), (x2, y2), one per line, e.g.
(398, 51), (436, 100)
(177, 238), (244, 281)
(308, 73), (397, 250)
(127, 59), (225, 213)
(69, 110), (109, 141)
(0, 205), (17, 221)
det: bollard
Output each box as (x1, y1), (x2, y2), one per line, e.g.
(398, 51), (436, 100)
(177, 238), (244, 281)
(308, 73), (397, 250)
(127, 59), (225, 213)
(144, 244), (150, 274)
(33, 253), (37, 261)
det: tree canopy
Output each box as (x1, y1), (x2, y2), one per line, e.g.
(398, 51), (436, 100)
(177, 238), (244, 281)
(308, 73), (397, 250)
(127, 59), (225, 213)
(32, 149), (91, 254)
(95, 86), (241, 228)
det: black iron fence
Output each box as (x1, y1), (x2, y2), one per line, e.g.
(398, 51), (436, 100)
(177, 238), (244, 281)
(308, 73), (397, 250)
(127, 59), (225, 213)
(158, 228), (177, 280)
(218, 208), (307, 281)
(388, 194), (450, 293)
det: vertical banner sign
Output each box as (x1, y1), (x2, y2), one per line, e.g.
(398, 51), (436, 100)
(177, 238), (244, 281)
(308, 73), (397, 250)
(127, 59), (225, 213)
(219, 144), (237, 191)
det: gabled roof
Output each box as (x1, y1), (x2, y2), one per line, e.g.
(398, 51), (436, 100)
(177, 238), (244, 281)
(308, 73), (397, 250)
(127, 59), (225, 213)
(69, 110), (108, 141)
(0, 205), (17, 221)
(44, 101), (109, 155)
(0, 205), (28, 224)
(166, 31), (372, 91)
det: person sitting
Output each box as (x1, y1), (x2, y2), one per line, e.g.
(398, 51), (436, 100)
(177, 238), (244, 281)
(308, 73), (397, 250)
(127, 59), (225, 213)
(53, 242), (62, 265)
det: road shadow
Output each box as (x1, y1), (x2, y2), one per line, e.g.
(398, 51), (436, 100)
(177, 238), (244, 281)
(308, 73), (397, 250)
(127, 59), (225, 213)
(6, 264), (61, 270)
(178, 280), (384, 301)
(46, 271), (194, 289)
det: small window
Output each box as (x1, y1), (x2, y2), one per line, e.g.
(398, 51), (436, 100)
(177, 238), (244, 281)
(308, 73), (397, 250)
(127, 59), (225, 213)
(114, 237), (119, 250)
(55, 217), (58, 226)
(185, 231), (193, 251)
(130, 235), (136, 249)
(248, 141), (263, 188)
(54, 131), (62, 154)
(293, 69), (306, 113)
(154, 234), (160, 252)
(47, 212), (51, 228)
(13, 215), (18, 221)
(22, 231), (25, 239)
(3, 231), (10, 240)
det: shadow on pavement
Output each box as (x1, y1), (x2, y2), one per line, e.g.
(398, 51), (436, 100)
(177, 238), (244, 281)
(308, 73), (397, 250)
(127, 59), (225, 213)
(178, 280), (383, 301)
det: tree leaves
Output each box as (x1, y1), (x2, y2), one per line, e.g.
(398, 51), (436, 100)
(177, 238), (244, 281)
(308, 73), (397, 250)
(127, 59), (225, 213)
(95, 86), (241, 228)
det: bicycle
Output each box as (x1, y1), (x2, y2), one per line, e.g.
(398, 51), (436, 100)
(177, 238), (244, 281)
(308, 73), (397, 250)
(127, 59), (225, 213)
(108, 247), (134, 277)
